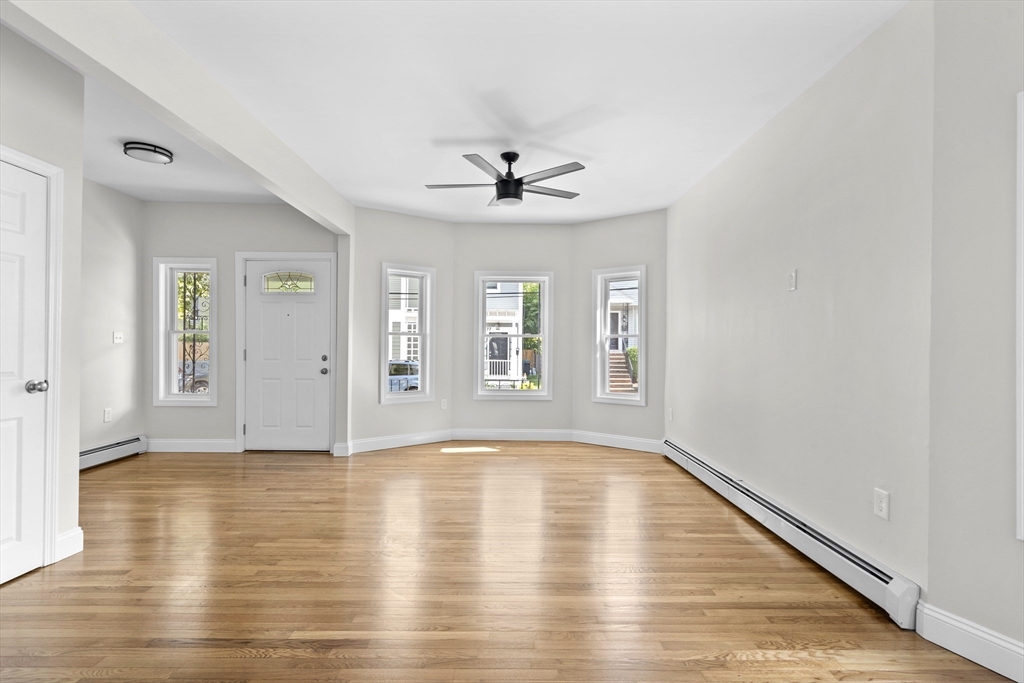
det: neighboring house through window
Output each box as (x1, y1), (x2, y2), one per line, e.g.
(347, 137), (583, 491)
(593, 266), (646, 406)
(475, 271), (552, 400)
(153, 257), (217, 406)
(381, 263), (434, 403)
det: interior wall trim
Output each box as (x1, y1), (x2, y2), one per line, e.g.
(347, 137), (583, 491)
(54, 527), (83, 563)
(147, 439), (239, 453)
(662, 439), (920, 629)
(342, 429), (662, 455)
(917, 601), (1024, 682)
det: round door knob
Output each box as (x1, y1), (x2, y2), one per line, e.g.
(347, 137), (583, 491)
(25, 379), (49, 394)
(320, 368), (329, 375)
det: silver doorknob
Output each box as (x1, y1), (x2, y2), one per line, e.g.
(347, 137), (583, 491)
(25, 379), (49, 394)
(320, 368), (329, 375)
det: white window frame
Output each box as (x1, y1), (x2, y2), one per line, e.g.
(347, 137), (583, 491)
(474, 271), (553, 401)
(153, 257), (218, 406)
(380, 263), (434, 405)
(593, 266), (646, 406)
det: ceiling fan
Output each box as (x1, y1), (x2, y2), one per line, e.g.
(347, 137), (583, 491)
(426, 152), (584, 206)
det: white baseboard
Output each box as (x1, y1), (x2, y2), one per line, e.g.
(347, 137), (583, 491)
(917, 601), (1024, 682)
(332, 441), (352, 457)
(350, 430), (454, 454)
(54, 527), (83, 562)
(147, 438), (239, 453)
(345, 428), (662, 454)
(572, 430), (662, 453)
(451, 428), (574, 442)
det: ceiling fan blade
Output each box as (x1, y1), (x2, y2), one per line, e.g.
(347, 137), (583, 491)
(523, 185), (579, 199)
(425, 184), (494, 189)
(488, 195), (499, 206)
(519, 161), (585, 185)
(463, 154), (506, 182)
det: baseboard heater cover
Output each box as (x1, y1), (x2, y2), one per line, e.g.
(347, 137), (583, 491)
(79, 436), (147, 470)
(663, 439), (920, 629)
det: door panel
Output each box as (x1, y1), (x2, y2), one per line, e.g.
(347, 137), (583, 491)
(245, 259), (332, 451)
(0, 160), (48, 583)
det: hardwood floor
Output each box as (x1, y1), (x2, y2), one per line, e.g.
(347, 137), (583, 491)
(0, 442), (1005, 682)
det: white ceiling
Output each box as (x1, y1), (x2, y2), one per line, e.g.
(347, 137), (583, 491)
(114, 0), (905, 223)
(84, 78), (279, 203)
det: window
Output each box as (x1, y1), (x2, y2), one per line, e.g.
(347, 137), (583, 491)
(593, 266), (646, 406)
(380, 263), (434, 404)
(153, 258), (217, 406)
(475, 272), (552, 400)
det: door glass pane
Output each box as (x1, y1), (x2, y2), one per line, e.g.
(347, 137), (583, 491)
(483, 337), (542, 391)
(606, 336), (639, 394)
(173, 333), (211, 394)
(263, 271), (314, 293)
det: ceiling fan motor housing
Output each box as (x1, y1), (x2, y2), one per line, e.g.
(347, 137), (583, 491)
(495, 178), (523, 205)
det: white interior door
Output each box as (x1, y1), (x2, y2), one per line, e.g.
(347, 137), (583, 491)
(245, 259), (332, 451)
(0, 160), (49, 583)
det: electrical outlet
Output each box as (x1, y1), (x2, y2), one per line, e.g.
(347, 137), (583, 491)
(440, 399), (447, 410)
(788, 269), (798, 291)
(103, 408), (112, 423)
(873, 488), (890, 520)
(113, 331), (124, 344)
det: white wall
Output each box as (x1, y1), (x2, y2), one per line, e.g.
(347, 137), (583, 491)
(664, 0), (935, 585)
(349, 208), (454, 443)
(451, 223), (576, 431)
(1, 25), (84, 536)
(141, 201), (336, 441)
(929, 0), (1024, 641)
(572, 211), (666, 442)
(80, 180), (144, 450)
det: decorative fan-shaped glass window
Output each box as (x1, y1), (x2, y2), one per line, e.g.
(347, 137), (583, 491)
(263, 271), (314, 293)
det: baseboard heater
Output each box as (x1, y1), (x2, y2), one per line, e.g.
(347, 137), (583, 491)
(79, 436), (147, 470)
(663, 439), (919, 629)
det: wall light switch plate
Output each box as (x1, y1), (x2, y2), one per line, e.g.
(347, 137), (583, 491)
(873, 488), (890, 520)
(669, 408), (674, 421)
(440, 399), (447, 410)
(788, 270), (798, 291)
(103, 408), (112, 423)
(113, 331), (124, 344)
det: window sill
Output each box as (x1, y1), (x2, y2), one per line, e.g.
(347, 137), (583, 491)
(154, 396), (218, 408)
(380, 391), (434, 405)
(474, 391), (552, 401)
(593, 394), (646, 407)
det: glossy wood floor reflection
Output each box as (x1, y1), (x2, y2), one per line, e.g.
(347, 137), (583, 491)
(0, 443), (1005, 682)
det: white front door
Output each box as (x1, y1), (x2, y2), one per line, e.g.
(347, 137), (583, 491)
(245, 259), (332, 451)
(0, 161), (49, 583)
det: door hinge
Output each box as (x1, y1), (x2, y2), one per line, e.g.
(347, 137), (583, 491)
(243, 424), (246, 435)
(243, 275), (247, 286)
(243, 349), (246, 361)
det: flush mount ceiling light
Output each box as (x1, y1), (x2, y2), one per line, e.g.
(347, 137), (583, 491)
(123, 141), (173, 164)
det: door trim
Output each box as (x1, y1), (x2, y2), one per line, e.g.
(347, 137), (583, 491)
(234, 252), (337, 452)
(1, 145), (65, 566)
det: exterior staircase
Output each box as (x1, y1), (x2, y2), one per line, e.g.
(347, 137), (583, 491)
(608, 350), (637, 393)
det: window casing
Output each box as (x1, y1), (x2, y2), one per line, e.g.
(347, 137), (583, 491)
(593, 266), (646, 406)
(153, 257), (217, 406)
(475, 271), (552, 400)
(380, 263), (434, 404)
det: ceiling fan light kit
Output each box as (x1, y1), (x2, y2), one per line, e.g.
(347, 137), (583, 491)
(123, 141), (174, 164)
(427, 151), (583, 207)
